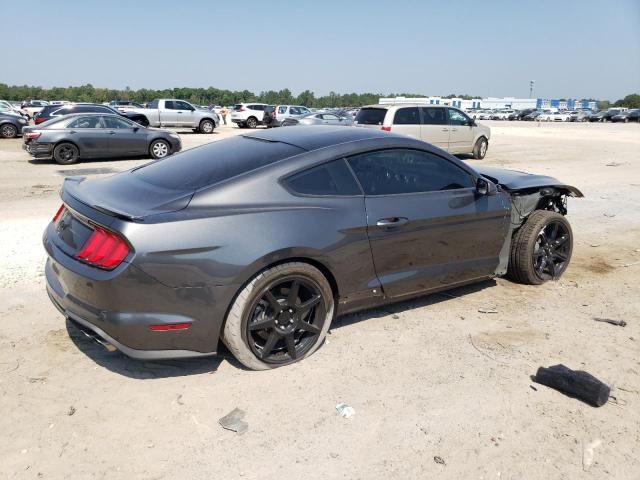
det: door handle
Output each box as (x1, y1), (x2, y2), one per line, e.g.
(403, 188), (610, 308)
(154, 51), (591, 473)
(108, 130), (116, 135)
(451, 128), (458, 132)
(376, 217), (409, 227)
(441, 128), (449, 132)
(177, 111), (183, 114)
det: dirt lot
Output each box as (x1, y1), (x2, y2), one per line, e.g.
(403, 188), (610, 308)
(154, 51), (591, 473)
(1, 121), (638, 480)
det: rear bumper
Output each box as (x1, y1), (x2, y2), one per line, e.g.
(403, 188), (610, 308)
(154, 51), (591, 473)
(43, 221), (238, 360)
(23, 141), (52, 157)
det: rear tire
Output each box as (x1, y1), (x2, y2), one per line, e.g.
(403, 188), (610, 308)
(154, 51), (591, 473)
(507, 210), (573, 285)
(199, 119), (214, 134)
(222, 262), (334, 370)
(0, 123), (18, 138)
(246, 117), (258, 129)
(53, 142), (80, 165)
(472, 137), (488, 159)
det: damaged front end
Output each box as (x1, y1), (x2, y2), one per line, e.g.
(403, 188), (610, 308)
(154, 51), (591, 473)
(476, 166), (584, 276)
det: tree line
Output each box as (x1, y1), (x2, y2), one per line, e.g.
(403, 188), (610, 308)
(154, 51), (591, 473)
(1, 83), (637, 109)
(0, 83), (480, 108)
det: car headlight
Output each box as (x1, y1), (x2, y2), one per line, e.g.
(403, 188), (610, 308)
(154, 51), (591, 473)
(169, 132), (180, 139)
(18, 118), (27, 124)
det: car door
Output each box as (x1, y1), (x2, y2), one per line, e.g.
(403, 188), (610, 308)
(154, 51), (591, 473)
(65, 116), (111, 158)
(447, 108), (475, 154)
(173, 100), (196, 127)
(419, 107), (450, 150)
(161, 100), (178, 126)
(390, 107), (421, 139)
(103, 116), (147, 156)
(347, 148), (510, 298)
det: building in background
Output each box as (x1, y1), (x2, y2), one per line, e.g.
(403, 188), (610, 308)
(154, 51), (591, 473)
(379, 96), (598, 111)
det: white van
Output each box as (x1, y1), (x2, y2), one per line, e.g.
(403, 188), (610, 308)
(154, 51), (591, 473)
(355, 104), (491, 159)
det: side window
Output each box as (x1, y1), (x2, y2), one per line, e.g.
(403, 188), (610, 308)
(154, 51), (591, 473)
(285, 159), (361, 196)
(347, 149), (474, 195)
(300, 107), (310, 114)
(67, 116), (102, 129)
(323, 114), (339, 121)
(290, 107), (302, 115)
(164, 101), (176, 110)
(421, 107), (447, 125)
(393, 107), (420, 125)
(148, 99), (159, 108)
(103, 117), (133, 129)
(174, 101), (192, 110)
(278, 106), (287, 114)
(448, 109), (471, 126)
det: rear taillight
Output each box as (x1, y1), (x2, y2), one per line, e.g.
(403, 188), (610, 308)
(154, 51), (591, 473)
(53, 204), (66, 222)
(25, 131), (42, 140)
(34, 117), (45, 124)
(75, 226), (130, 270)
(381, 126), (391, 132)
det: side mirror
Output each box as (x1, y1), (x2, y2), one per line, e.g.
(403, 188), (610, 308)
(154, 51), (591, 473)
(476, 177), (497, 196)
(133, 126), (140, 132)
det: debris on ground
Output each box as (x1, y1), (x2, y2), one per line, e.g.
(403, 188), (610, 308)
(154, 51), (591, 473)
(67, 406), (76, 416)
(335, 403), (356, 418)
(218, 408), (248, 435)
(605, 162), (622, 167)
(593, 317), (627, 327)
(392, 314), (399, 319)
(533, 364), (610, 407)
(433, 456), (446, 465)
(603, 213), (616, 218)
(582, 439), (602, 471)
(478, 307), (498, 314)
(176, 394), (184, 405)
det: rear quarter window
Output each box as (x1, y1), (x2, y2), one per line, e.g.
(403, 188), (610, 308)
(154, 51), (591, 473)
(393, 107), (420, 125)
(355, 108), (388, 125)
(285, 159), (361, 196)
(134, 136), (305, 190)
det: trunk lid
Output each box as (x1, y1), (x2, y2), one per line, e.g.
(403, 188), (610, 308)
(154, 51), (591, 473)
(63, 172), (194, 221)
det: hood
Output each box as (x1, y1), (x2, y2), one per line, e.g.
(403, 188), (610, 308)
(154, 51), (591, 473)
(62, 173), (194, 221)
(475, 166), (583, 197)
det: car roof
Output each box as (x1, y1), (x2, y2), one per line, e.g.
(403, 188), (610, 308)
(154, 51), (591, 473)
(241, 125), (396, 151)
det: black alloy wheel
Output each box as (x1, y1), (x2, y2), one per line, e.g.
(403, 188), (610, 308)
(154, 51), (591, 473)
(532, 220), (571, 281)
(246, 276), (325, 364)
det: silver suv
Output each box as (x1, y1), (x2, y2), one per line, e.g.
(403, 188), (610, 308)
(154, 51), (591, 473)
(355, 105), (491, 159)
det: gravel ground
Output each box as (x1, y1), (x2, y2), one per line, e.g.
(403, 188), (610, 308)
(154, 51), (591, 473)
(0, 121), (638, 480)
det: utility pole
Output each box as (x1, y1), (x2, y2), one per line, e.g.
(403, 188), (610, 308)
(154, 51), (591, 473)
(529, 80), (535, 98)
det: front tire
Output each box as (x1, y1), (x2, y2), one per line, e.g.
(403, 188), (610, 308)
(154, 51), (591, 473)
(246, 116), (258, 129)
(0, 123), (18, 138)
(473, 137), (488, 159)
(53, 142), (80, 165)
(199, 119), (214, 134)
(149, 139), (170, 159)
(508, 210), (573, 285)
(222, 262), (334, 370)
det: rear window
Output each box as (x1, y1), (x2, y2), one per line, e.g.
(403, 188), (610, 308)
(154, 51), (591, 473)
(355, 108), (387, 125)
(134, 136), (305, 190)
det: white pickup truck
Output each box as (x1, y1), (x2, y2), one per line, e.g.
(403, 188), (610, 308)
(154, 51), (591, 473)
(126, 99), (220, 133)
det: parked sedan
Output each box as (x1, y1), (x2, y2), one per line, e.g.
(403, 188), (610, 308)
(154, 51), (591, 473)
(0, 113), (29, 138)
(611, 109), (639, 123)
(23, 113), (181, 164)
(43, 126), (582, 370)
(281, 112), (354, 127)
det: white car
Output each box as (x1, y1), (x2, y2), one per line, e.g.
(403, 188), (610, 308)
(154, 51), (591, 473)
(230, 103), (269, 128)
(355, 104), (491, 159)
(490, 110), (516, 120)
(538, 111), (571, 122)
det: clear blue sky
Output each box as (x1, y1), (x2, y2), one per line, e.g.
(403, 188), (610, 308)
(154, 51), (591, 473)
(3, 0), (639, 100)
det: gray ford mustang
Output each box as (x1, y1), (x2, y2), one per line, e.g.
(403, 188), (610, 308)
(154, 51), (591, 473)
(43, 127), (583, 370)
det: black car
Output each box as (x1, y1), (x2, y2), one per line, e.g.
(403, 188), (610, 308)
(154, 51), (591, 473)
(0, 113), (30, 138)
(43, 126), (582, 370)
(523, 111), (542, 121)
(512, 108), (535, 120)
(611, 109), (639, 123)
(23, 113), (181, 164)
(34, 103), (149, 126)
